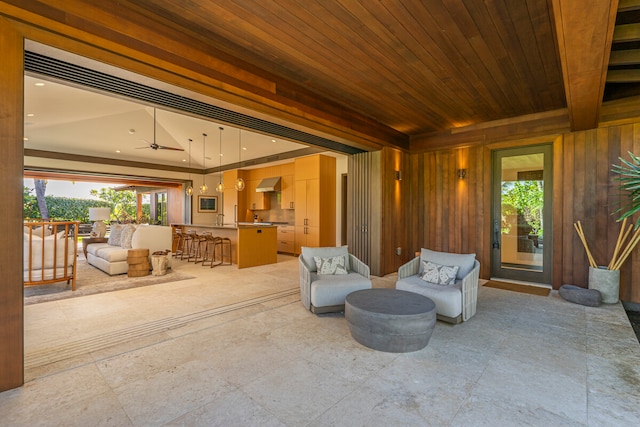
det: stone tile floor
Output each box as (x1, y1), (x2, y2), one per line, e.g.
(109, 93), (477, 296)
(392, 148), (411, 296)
(1, 254), (639, 426)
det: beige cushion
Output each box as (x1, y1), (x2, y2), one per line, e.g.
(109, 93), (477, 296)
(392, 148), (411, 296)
(120, 224), (138, 249)
(25, 226), (51, 237)
(108, 224), (124, 246)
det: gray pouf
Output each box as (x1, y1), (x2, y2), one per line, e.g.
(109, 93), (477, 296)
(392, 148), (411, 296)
(559, 284), (602, 307)
(345, 288), (436, 353)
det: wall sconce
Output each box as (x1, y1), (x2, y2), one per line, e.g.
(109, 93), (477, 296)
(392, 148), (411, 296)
(457, 168), (467, 179)
(395, 170), (402, 181)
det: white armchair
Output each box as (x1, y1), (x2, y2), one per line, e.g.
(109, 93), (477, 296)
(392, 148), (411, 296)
(396, 249), (480, 324)
(299, 246), (372, 314)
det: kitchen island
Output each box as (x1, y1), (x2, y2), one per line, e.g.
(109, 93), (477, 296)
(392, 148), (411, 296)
(171, 223), (278, 269)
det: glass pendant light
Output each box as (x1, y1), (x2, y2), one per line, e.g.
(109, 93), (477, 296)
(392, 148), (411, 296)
(234, 129), (246, 191)
(186, 138), (194, 196)
(199, 133), (208, 194)
(216, 127), (224, 193)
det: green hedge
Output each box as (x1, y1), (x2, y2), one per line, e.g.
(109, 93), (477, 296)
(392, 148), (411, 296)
(24, 191), (151, 223)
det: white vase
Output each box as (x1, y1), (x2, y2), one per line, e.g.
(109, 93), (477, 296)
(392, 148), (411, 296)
(588, 267), (620, 304)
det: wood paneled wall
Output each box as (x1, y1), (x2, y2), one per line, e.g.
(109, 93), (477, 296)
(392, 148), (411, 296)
(409, 121), (640, 303)
(407, 145), (489, 278)
(380, 147), (411, 274)
(558, 124), (640, 302)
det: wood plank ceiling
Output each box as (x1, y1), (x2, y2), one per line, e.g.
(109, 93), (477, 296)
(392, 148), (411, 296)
(1, 1), (625, 147)
(94, 0), (569, 136)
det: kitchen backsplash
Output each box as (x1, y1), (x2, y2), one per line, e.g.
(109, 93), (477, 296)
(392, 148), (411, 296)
(255, 192), (294, 224)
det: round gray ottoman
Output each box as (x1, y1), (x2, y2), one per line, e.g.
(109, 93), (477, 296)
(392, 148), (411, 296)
(345, 288), (436, 353)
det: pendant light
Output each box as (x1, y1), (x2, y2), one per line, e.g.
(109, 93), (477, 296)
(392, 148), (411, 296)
(234, 129), (246, 191)
(216, 127), (224, 193)
(186, 138), (194, 196)
(199, 133), (208, 194)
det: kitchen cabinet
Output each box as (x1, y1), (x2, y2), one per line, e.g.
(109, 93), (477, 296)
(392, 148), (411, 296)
(277, 225), (295, 253)
(294, 155), (335, 254)
(280, 175), (295, 209)
(246, 179), (270, 210)
(222, 170), (246, 224)
(237, 225), (277, 268)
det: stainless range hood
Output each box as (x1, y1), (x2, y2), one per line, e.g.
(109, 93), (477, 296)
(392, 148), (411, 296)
(256, 177), (281, 192)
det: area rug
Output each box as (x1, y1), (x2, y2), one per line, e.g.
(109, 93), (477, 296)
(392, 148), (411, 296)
(483, 280), (551, 296)
(24, 258), (195, 305)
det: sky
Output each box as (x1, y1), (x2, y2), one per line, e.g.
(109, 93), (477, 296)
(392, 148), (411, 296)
(24, 178), (116, 200)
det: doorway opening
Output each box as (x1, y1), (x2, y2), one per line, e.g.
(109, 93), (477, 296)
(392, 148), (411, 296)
(491, 144), (553, 285)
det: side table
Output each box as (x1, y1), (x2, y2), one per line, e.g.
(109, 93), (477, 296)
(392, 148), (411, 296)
(82, 237), (108, 258)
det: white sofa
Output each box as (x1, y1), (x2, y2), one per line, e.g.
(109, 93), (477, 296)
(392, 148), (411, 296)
(396, 248), (480, 324)
(86, 224), (172, 275)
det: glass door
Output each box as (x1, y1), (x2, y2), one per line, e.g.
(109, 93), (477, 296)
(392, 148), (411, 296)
(491, 145), (553, 284)
(155, 192), (167, 225)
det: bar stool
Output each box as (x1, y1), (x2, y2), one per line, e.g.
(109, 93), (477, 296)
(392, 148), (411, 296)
(189, 231), (208, 263)
(212, 236), (232, 267)
(180, 229), (196, 260)
(173, 228), (185, 258)
(201, 234), (221, 267)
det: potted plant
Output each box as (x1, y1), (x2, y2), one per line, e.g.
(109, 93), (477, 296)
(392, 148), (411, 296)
(575, 152), (640, 303)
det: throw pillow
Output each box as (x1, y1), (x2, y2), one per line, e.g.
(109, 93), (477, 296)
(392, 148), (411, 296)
(420, 261), (459, 285)
(108, 224), (124, 246)
(29, 226), (51, 237)
(314, 255), (348, 275)
(120, 224), (137, 249)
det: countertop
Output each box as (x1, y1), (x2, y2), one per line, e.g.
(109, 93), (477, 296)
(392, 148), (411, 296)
(172, 223), (288, 229)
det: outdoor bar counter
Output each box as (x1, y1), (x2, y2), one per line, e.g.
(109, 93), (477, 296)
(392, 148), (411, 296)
(171, 223), (278, 268)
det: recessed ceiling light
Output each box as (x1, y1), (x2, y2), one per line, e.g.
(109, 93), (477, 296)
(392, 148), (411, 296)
(128, 129), (135, 134)
(271, 139), (276, 143)
(182, 159), (186, 162)
(23, 137), (29, 141)
(242, 147), (247, 150)
(27, 113), (34, 117)
(34, 82), (45, 87)
(115, 150), (121, 153)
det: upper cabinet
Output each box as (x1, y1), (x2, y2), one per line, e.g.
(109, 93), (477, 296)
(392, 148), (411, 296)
(280, 162), (295, 209)
(246, 179), (270, 210)
(280, 175), (295, 209)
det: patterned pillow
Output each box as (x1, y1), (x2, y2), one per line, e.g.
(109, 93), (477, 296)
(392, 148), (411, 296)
(108, 224), (124, 246)
(314, 255), (348, 275)
(120, 224), (138, 249)
(420, 261), (460, 285)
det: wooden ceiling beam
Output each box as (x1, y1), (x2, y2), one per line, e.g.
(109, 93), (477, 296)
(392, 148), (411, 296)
(550, 0), (619, 131)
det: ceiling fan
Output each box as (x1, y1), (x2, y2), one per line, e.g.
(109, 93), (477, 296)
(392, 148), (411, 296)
(136, 108), (184, 152)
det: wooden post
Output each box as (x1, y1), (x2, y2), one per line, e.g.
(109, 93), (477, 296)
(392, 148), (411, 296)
(0, 18), (25, 391)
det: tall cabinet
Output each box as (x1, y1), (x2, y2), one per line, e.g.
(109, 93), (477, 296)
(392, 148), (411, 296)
(222, 170), (246, 224)
(294, 154), (336, 254)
